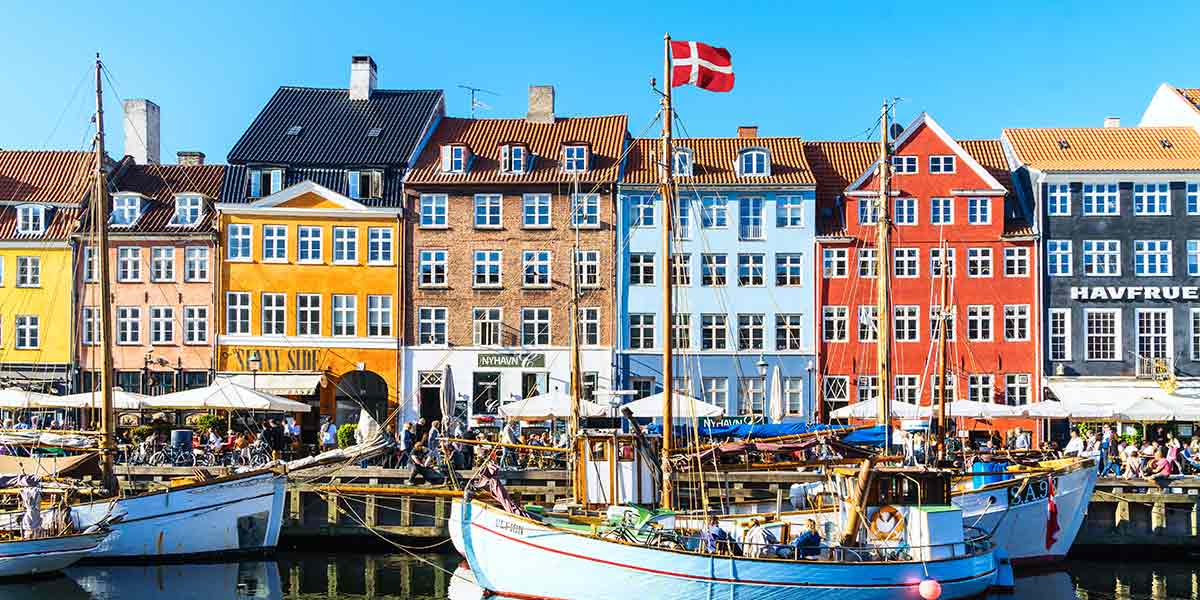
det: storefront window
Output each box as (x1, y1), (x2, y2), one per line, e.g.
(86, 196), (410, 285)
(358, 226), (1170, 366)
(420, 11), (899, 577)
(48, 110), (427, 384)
(473, 372), (501, 415)
(521, 372), (548, 398)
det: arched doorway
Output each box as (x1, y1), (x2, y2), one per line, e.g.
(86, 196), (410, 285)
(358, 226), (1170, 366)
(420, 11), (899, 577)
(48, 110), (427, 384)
(333, 371), (389, 427)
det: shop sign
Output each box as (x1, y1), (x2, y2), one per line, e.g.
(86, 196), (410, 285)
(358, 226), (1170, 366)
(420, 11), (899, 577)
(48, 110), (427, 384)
(226, 347), (327, 372)
(1071, 286), (1200, 301)
(477, 353), (545, 368)
(702, 415), (766, 427)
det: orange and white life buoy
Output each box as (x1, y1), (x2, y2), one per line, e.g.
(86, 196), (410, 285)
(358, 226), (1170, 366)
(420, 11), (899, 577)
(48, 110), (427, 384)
(868, 505), (905, 541)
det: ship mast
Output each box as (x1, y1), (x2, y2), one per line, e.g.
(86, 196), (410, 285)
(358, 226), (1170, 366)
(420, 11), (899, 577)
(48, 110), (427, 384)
(935, 240), (949, 461)
(568, 175), (584, 505)
(659, 33), (676, 511)
(93, 54), (117, 489)
(875, 100), (893, 451)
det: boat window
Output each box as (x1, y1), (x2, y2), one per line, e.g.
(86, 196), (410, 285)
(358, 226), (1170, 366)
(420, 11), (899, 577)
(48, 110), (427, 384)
(618, 443), (636, 462)
(589, 441), (608, 461)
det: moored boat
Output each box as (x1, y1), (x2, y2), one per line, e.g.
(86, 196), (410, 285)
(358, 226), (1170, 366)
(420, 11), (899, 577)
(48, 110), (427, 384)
(0, 531), (108, 578)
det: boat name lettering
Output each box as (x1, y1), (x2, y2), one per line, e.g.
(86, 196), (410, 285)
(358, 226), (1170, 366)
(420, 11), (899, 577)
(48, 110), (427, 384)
(478, 353), (545, 368)
(495, 519), (525, 536)
(1070, 286), (1200, 302)
(1008, 477), (1052, 506)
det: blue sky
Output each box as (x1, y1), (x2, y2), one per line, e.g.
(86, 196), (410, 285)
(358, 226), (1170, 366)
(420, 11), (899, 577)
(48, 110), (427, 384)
(3, 1), (1198, 162)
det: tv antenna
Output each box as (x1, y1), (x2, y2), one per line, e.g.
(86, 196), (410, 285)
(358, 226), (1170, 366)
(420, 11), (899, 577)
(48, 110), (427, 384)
(458, 84), (500, 118)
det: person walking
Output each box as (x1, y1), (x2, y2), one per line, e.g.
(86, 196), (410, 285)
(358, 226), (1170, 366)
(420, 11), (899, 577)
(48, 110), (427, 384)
(399, 421), (416, 468)
(319, 417), (338, 451)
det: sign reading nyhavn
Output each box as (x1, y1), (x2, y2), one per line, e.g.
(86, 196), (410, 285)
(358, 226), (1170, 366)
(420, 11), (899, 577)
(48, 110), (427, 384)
(1070, 286), (1200, 301)
(478, 353), (546, 368)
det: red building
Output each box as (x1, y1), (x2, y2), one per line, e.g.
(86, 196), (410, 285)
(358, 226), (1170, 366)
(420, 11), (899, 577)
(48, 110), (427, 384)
(810, 114), (1039, 431)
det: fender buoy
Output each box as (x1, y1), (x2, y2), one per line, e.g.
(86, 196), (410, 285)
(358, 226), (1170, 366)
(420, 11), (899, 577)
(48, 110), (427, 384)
(867, 505), (905, 541)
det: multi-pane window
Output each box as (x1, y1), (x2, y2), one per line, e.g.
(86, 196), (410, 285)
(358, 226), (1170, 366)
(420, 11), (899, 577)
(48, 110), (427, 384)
(1134, 240), (1172, 276)
(968, 374), (993, 403)
(894, 248), (918, 278)
(630, 253), (655, 285)
(1047, 184), (1071, 216)
(523, 251), (552, 288)
(1005, 374), (1031, 406)
(1004, 305), (1030, 341)
(1189, 240), (1200, 276)
(701, 254), (727, 286)
(737, 253), (765, 286)
(1004, 247), (1029, 277)
(82, 247), (96, 282)
(474, 194), (502, 228)
(117, 247), (141, 282)
(858, 248), (878, 278)
(1082, 183), (1119, 215)
(117, 306), (142, 344)
(563, 145), (588, 172)
(346, 169), (382, 200)
(1134, 183), (1170, 215)
(701, 197), (728, 228)
(296, 294), (321, 336)
(111, 195), (141, 226)
(673, 149), (692, 176)
(672, 314), (692, 350)
(892, 155), (917, 174)
(15, 256), (39, 287)
(775, 253), (803, 286)
(1082, 240), (1120, 276)
(738, 197), (764, 239)
(1049, 309), (1071, 361)
(857, 375), (879, 404)
(368, 228), (393, 264)
(823, 248), (848, 278)
(149, 307), (174, 344)
(1136, 309), (1170, 376)
(783, 378), (804, 414)
(630, 196), (655, 227)
(418, 307), (447, 345)
(332, 295), (357, 336)
(261, 293), (286, 336)
(672, 254), (692, 286)
(1085, 309), (1120, 361)
(333, 227), (358, 264)
(894, 198), (917, 225)
(518, 309), (549, 348)
(262, 225), (287, 262)
(894, 305), (919, 342)
(14, 316), (38, 349)
(419, 194), (448, 227)
(16, 204), (45, 235)
(858, 199), (879, 225)
(931, 374), (956, 405)
(776, 314), (803, 350)
(629, 314), (655, 349)
(703, 378), (728, 412)
(247, 168), (283, 197)
(225, 292), (251, 335)
(967, 197), (991, 224)
(931, 197), (953, 225)
(740, 150), (769, 176)
(967, 305), (993, 341)
(575, 250), (600, 288)
(474, 250), (502, 287)
(894, 375), (919, 404)
(823, 376), (849, 407)
(776, 196), (804, 228)
(298, 226), (322, 262)
(930, 248), (955, 277)
(571, 194), (599, 227)
(1047, 240), (1072, 276)
(675, 196), (692, 238)
(473, 308), (502, 346)
(823, 306), (848, 342)
(442, 145), (466, 173)
(931, 305), (955, 341)
(967, 248), (992, 277)
(1193, 310), (1200, 361)
(184, 247), (208, 281)
(1189, 183), (1200, 215)
(858, 305), (878, 342)
(184, 307), (208, 344)
(739, 377), (766, 415)
(579, 307), (600, 345)
(419, 250), (447, 287)
(81, 307), (100, 345)
(502, 144), (526, 174)
(929, 155), (956, 174)
(701, 314), (728, 350)
(522, 194), (552, 228)
(227, 224), (251, 260)
(737, 314), (765, 350)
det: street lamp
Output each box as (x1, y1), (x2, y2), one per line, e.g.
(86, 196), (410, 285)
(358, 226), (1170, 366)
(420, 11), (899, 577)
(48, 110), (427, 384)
(756, 354), (769, 379)
(248, 351), (262, 392)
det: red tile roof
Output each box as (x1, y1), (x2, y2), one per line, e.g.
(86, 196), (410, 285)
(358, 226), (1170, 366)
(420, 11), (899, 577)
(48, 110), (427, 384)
(804, 141), (877, 236)
(1176, 87), (1200, 113)
(407, 116), (628, 185)
(623, 137), (815, 186)
(0, 206), (81, 241)
(0, 150), (94, 205)
(1002, 127), (1200, 172)
(957, 139), (1013, 191)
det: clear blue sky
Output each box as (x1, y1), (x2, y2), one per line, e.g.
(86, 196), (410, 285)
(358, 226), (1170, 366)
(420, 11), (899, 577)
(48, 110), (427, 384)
(3, 1), (1198, 162)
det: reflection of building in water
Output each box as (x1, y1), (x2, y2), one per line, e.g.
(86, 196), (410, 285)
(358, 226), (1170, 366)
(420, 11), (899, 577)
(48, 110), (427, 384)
(279, 553), (463, 599)
(67, 561), (281, 600)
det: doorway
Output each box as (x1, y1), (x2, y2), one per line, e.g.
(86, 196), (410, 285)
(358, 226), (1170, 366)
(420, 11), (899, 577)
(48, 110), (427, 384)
(418, 371), (443, 423)
(473, 372), (500, 415)
(334, 371), (389, 427)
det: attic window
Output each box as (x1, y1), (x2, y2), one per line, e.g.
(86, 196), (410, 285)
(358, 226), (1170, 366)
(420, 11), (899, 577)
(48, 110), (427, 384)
(1161, 139), (1174, 149)
(738, 149), (770, 176)
(348, 169), (383, 199)
(170, 195), (204, 226)
(15, 204), (46, 235)
(111, 194), (142, 227)
(286, 126), (303, 136)
(366, 127), (383, 138)
(248, 167), (284, 197)
(673, 148), (693, 177)
(563, 145), (589, 173)
(440, 145), (468, 173)
(501, 144), (527, 174)
(1057, 139), (1070, 150)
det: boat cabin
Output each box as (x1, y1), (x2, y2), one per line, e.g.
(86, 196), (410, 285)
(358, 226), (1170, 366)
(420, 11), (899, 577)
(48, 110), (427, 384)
(579, 433), (658, 505)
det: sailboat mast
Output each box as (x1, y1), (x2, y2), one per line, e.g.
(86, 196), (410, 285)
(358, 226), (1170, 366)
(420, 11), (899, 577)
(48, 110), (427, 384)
(93, 54), (117, 487)
(875, 100), (893, 451)
(569, 177), (584, 505)
(659, 33), (676, 511)
(936, 240), (948, 459)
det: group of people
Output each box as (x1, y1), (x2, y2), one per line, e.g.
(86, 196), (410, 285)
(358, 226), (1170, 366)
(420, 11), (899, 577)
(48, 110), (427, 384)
(700, 516), (823, 559)
(1062, 426), (1200, 480)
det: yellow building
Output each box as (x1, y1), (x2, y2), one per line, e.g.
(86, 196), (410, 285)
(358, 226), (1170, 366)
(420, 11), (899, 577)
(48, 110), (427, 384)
(0, 151), (94, 392)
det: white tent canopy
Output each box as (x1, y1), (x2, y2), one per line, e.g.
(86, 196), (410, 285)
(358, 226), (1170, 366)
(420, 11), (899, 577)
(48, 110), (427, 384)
(830, 400), (927, 420)
(944, 399), (1021, 418)
(41, 389), (148, 411)
(142, 379), (312, 412)
(1045, 378), (1200, 421)
(623, 392), (724, 419)
(0, 388), (56, 409)
(497, 391), (609, 420)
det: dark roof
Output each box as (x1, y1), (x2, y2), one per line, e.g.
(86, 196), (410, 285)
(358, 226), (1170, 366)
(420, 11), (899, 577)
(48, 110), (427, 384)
(226, 87), (443, 167)
(0, 150), (94, 205)
(86, 161), (227, 235)
(218, 165), (405, 207)
(623, 137), (815, 186)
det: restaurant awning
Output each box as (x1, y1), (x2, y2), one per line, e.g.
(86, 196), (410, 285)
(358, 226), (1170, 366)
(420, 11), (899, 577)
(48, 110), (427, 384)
(145, 379), (313, 412)
(1045, 378), (1200, 421)
(215, 373), (325, 396)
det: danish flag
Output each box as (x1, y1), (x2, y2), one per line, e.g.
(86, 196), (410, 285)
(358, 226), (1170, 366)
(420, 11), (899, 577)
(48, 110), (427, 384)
(670, 40), (734, 92)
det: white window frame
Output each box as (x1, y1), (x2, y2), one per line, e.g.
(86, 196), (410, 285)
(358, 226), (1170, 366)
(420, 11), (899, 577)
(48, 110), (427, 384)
(441, 145), (467, 173)
(1004, 247), (1029, 277)
(116, 306), (141, 345)
(893, 247), (918, 278)
(261, 293), (286, 336)
(473, 250), (503, 288)
(522, 194), (552, 228)
(629, 195), (656, 228)
(116, 247), (141, 282)
(930, 247), (955, 277)
(575, 250), (600, 289)
(673, 148), (693, 176)
(930, 197), (953, 225)
(367, 295), (392, 337)
(1189, 183), (1200, 215)
(1082, 240), (1121, 277)
(81, 307), (100, 346)
(672, 253), (692, 287)
(111, 194), (141, 227)
(967, 304), (993, 342)
(1084, 308), (1122, 362)
(227, 224), (252, 261)
(14, 315), (39, 349)
(15, 204), (46, 235)
(16, 256), (40, 288)
(580, 307), (600, 346)
(571, 193), (600, 228)
(894, 375), (920, 405)
(563, 145), (588, 173)
(474, 194), (503, 229)
(332, 294), (357, 337)
(630, 253), (655, 286)
(629, 313), (656, 350)
(967, 197), (991, 225)
(1049, 308), (1072, 361)
(858, 248), (878, 278)
(151, 247), (175, 282)
(737, 253), (765, 286)
(858, 305), (878, 343)
(171, 195), (204, 226)
(739, 149), (770, 176)
(225, 292), (250, 336)
(296, 294), (322, 336)
(184, 246), (209, 282)
(891, 155), (918, 174)
(701, 314), (728, 350)
(1003, 304), (1030, 342)
(521, 307), (551, 346)
(823, 248), (848, 279)
(858, 198), (879, 226)
(184, 306), (209, 345)
(298, 226), (323, 263)
(968, 374), (993, 403)
(501, 144), (527, 174)
(738, 197), (764, 240)
(775, 253), (804, 286)
(149, 306), (175, 345)
(262, 224), (288, 263)
(1047, 240), (1072, 276)
(82, 247), (96, 282)
(894, 197), (917, 226)
(701, 197), (728, 228)
(1134, 183), (1171, 216)
(419, 194), (448, 228)
(823, 306), (848, 342)
(776, 314), (803, 350)
(417, 307), (447, 345)
(736, 313), (765, 351)
(776, 196), (805, 228)
(701, 254), (727, 286)
(419, 249), (448, 288)
(367, 227), (394, 265)
(473, 308), (502, 346)
(523, 250), (552, 288)
(1082, 183), (1119, 216)
(1047, 184), (1071, 216)
(739, 377), (766, 415)
(894, 305), (920, 343)
(1134, 240), (1172, 277)
(1191, 308), (1200, 361)
(332, 227), (358, 265)
(1189, 240), (1200, 276)
(929, 155), (956, 174)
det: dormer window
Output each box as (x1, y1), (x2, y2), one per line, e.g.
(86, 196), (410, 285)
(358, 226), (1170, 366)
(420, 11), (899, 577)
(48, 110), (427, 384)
(440, 145), (468, 173)
(348, 169), (383, 200)
(248, 167), (284, 198)
(674, 148), (693, 176)
(171, 195), (204, 226)
(563, 145), (589, 173)
(111, 195), (142, 227)
(739, 149), (770, 176)
(15, 205), (45, 235)
(501, 144), (527, 174)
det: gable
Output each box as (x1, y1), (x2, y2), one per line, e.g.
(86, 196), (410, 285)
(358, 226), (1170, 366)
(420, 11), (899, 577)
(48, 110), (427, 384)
(848, 113), (1006, 193)
(250, 181), (367, 211)
(273, 191), (346, 210)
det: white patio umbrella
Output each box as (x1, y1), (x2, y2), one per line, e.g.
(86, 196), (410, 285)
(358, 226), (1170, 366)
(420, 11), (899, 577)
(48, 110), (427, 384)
(830, 400), (928, 420)
(498, 390), (608, 420)
(944, 400), (1022, 419)
(143, 379), (311, 412)
(623, 392), (724, 419)
(41, 388), (148, 411)
(0, 388), (55, 409)
(769, 366), (785, 424)
(1020, 401), (1071, 419)
(1115, 396), (1179, 422)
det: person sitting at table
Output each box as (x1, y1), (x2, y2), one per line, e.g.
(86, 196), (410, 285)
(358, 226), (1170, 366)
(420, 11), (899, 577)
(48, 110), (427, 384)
(1184, 438), (1200, 475)
(1122, 441), (1144, 478)
(701, 516), (736, 555)
(1148, 447), (1174, 482)
(788, 519), (823, 559)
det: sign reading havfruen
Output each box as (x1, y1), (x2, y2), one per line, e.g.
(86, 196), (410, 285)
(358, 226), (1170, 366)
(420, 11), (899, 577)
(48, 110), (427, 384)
(477, 353), (546, 368)
(1071, 286), (1200, 301)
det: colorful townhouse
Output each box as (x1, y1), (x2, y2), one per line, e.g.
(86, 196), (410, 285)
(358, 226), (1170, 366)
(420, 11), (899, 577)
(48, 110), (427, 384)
(813, 114), (1039, 425)
(616, 129), (819, 420)
(402, 86), (625, 425)
(1002, 124), (1200, 410)
(75, 151), (224, 396)
(0, 151), (95, 393)
(217, 56), (444, 436)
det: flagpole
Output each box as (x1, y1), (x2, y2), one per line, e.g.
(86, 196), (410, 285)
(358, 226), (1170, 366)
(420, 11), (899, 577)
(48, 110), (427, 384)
(659, 32), (675, 512)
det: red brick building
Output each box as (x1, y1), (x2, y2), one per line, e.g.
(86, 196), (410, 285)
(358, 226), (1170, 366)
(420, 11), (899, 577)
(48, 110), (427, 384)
(811, 114), (1039, 429)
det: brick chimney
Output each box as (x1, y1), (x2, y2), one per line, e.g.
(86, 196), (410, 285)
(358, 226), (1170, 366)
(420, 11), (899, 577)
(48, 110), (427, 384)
(177, 151), (205, 166)
(526, 85), (555, 124)
(738, 125), (758, 139)
(350, 56), (377, 101)
(123, 99), (161, 165)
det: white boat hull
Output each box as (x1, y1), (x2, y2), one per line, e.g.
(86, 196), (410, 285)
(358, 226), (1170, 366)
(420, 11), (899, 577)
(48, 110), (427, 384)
(0, 531), (107, 578)
(452, 499), (997, 600)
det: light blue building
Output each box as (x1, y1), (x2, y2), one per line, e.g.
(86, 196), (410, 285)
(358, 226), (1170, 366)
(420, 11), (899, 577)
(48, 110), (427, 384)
(615, 133), (818, 420)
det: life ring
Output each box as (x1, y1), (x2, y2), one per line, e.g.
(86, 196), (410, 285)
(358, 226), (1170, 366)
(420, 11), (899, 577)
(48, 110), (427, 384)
(868, 505), (905, 541)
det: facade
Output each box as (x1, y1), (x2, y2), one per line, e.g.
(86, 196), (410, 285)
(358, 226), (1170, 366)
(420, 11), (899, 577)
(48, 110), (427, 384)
(0, 151), (95, 392)
(815, 114), (1040, 424)
(402, 87), (626, 425)
(1003, 125), (1200, 403)
(218, 56), (444, 436)
(616, 130), (819, 420)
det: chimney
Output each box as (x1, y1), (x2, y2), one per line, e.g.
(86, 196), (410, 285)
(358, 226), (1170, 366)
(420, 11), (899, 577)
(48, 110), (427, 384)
(123, 99), (161, 165)
(738, 125), (758, 139)
(1103, 116), (1121, 128)
(177, 151), (205, 166)
(526, 85), (555, 124)
(349, 56), (377, 101)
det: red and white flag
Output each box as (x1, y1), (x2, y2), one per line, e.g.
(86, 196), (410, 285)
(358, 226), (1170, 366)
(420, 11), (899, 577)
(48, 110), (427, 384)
(671, 40), (734, 92)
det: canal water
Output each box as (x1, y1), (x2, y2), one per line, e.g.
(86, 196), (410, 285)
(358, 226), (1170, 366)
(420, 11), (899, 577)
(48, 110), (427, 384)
(1, 553), (1197, 599)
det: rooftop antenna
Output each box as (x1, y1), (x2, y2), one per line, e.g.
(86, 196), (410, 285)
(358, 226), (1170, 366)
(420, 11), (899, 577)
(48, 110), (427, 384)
(457, 84), (500, 118)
